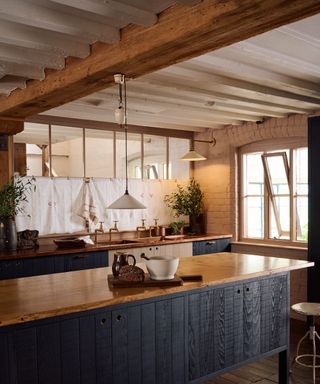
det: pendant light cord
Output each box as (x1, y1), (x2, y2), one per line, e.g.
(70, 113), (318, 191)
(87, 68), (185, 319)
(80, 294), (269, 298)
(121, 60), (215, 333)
(124, 76), (129, 193)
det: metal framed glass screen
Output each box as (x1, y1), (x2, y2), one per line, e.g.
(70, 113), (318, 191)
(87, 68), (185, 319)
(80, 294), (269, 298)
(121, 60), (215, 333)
(13, 123), (191, 180)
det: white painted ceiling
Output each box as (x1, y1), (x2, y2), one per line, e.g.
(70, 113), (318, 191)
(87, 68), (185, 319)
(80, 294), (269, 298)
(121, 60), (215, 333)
(1, 1), (320, 132)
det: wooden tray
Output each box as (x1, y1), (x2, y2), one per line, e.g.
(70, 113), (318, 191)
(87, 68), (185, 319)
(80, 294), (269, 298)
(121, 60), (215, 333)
(108, 274), (183, 288)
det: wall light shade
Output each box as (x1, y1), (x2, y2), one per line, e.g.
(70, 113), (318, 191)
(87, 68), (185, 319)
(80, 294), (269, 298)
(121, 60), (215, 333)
(108, 190), (146, 209)
(180, 150), (206, 161)
(180, 137), (216, 162)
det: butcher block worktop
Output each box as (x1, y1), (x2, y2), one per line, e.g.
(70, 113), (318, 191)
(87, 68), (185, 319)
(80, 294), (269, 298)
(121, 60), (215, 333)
(0, 253), (313, 328)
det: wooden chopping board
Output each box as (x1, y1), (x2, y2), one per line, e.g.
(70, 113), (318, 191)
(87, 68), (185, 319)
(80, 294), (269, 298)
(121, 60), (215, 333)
(108, 274), (183, 288)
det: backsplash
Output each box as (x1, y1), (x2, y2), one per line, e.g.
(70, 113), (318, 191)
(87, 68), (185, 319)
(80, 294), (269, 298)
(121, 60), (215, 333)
(16, 177), (188, 235)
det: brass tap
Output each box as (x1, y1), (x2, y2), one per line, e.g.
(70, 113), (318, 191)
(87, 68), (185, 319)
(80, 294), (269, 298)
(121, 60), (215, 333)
(109, 221), (119, 241)
(94, 221), (104, 244)
(149, 218), (159, 237)
(136, 219), (146, 238)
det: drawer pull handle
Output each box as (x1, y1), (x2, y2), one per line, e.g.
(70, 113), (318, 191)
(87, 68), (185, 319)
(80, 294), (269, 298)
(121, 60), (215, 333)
(246, 287), (249, 292)
(72, 255), (87, 260)
(100, 318), (106, 325)
(206, 241), (216, 245)
(237, 289), (241, 294)
(116, 315), (122, 321)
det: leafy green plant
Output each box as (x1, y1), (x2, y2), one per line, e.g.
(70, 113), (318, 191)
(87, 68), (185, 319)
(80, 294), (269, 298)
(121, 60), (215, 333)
(164, 179), (204, 217)
(170, 220), (185, 235)
(0, 177), (35, 218)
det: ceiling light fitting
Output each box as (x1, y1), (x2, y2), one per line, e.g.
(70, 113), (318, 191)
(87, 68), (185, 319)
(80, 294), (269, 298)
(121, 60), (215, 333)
(180, 137), (217, 162)
(107, 74), (146, 210)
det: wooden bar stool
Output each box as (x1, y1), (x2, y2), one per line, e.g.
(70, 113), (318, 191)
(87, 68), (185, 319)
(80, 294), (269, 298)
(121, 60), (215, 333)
(292, 303), (320, 383)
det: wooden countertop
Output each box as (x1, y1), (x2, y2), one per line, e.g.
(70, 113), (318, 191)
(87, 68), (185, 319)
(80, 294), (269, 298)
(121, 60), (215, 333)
(0, 233), (232, 261)
(0, 253), (313, 328)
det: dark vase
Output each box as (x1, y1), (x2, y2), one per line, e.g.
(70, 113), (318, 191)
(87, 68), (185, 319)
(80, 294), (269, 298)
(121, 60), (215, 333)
(189, 213), (205, 235)
(0, 218), (5, 250)
(5, 217), (17, 251)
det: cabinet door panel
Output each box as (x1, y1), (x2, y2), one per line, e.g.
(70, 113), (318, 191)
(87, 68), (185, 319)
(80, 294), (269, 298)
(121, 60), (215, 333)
(60, 319), (81, 384)
(141, 303), (156, 384)
(12, 328), (38, 384)
(37, 323), (61, 384)
(95, 312), (113, 384)
(243, 281), (261, 359)
(0, 333), (10, 384)
(80, 316), (97, 384)
(112, 309), (129, 384)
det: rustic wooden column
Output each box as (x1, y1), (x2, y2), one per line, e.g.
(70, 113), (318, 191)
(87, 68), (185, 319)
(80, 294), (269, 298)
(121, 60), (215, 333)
(0, 120), (24, 187)
(307, 116), (320, 302)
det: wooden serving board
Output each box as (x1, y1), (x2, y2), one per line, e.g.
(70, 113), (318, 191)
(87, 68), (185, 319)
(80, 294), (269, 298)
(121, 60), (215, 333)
(108, 274), (183, 288)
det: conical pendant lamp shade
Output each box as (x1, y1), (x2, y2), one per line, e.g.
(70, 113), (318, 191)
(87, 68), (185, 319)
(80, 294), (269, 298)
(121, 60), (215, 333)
(180, 150), (206, 161)
(108, 190), (146, 209)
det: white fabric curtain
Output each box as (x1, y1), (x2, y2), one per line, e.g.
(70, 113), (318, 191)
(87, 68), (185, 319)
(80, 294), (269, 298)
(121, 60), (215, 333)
(15, 177), (186, 235)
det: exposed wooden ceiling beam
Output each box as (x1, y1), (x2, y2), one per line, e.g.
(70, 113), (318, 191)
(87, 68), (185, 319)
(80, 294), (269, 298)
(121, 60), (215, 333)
(1, 0), (320, 119)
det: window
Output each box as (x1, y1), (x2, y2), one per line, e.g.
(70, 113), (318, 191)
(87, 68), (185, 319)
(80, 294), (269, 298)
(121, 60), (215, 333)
(14, 123), (190, 180)
(240, 140), (308, 244)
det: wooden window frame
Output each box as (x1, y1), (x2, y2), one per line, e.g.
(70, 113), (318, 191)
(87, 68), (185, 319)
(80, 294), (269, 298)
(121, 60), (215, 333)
(239, 137), (308, 247)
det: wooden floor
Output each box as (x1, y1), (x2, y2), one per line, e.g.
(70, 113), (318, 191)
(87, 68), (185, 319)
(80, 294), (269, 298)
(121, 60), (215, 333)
(205, 319), (320, 383)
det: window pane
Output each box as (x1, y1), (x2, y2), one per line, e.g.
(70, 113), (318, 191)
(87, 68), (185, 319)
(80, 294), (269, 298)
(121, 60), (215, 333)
(269, 196), (290, 239)
(51, 125), (83, 177)
(86, 129), (114, 178)
(13, 123), (49, 177)
(144, 135), (167, 179)
(296, 196), (308, 241)
(116, 132), (141, 179)
(243, 153), (264, 195)
(264, 154), (289, 195)
(169, 137), (190, 179)
(244, 197), (264, 238)
(296, 148), (308, 194)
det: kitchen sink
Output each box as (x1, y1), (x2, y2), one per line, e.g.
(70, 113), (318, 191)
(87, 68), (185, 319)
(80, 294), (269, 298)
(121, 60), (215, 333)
(95, 239), (143, 246)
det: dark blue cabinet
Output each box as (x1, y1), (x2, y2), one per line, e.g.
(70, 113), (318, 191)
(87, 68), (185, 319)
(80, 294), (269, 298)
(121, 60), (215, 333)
(0, 273), (289, 384)
(0, 250), (108, 280)
(192, 238), (230, 256)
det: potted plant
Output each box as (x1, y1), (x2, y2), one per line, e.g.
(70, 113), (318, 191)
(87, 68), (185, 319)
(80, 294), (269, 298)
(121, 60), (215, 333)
(170, 220), (186, 236)
(164, 179), (205, 234)
(0, 177), (35, 250)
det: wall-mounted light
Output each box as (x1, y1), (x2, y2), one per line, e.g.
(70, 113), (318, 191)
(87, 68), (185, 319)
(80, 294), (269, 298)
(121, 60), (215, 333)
(180, 137), (217, 161)
(107, 74), (146, 210)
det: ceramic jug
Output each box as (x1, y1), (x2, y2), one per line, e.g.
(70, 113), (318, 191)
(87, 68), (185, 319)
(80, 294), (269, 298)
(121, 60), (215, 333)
(112, 252), (136, 277)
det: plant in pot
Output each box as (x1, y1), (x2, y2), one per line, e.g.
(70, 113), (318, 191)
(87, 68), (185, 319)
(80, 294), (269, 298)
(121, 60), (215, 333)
(170, 220), (186, 236)
(164, 179), (205, 235)
(0, 177), (35, 250)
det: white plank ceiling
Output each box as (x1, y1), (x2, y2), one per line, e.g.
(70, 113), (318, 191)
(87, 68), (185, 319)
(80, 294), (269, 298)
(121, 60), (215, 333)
(0, 1), (320, 132)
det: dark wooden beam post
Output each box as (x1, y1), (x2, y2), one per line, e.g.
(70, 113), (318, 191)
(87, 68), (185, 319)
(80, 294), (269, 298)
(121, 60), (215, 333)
(0, 120), (24, 187)
(307, 116), (320, 302)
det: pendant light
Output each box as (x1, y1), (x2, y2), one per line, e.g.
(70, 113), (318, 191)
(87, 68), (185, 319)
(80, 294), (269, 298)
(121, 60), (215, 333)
(107, 74), (146, 210)
(180, 137), (217, 161)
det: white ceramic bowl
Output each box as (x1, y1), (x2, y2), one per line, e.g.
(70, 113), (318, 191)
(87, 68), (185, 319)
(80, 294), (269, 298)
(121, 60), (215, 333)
(145, 256), (179, 280)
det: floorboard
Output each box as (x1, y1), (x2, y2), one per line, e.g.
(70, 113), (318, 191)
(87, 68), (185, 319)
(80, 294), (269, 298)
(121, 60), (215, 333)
(205, 319), (320, 383)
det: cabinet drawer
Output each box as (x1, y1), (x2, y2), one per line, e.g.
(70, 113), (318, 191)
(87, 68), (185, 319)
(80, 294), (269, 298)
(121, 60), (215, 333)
(0, 258), (33, 280)
(64, 251), (108, 272)
(193, 238), (230, 256)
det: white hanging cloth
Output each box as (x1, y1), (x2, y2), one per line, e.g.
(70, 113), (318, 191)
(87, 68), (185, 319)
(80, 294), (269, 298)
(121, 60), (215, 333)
(75, 181), (99, 226)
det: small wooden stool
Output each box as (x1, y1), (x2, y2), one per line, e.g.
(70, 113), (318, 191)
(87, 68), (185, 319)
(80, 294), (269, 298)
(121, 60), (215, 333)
(292, 302), (320, 383)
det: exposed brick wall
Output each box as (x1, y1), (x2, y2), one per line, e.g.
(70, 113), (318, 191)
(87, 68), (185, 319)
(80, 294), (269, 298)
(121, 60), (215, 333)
(194, 114), (307, 236)
(194, 114), (308, 315)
